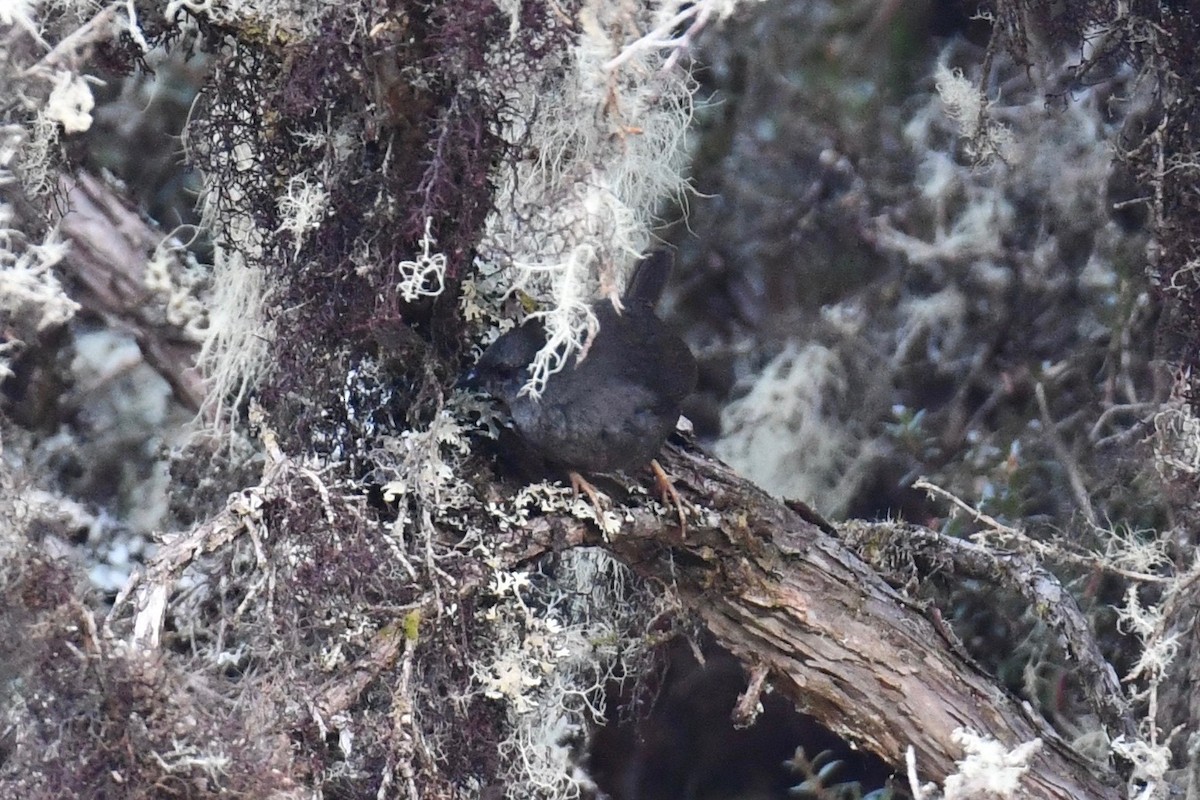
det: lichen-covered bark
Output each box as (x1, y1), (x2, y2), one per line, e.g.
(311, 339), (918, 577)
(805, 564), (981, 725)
(510, 445), (1124, 799)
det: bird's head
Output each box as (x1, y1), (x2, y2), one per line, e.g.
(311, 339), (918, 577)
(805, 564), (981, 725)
(460, 321), (546, 407)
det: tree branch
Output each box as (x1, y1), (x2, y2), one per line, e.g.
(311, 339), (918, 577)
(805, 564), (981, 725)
(56, 171), (205, 411)
(509, 444), (1123, 799)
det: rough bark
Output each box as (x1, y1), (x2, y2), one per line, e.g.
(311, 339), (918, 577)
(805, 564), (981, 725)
(508, 444), (1124, 800)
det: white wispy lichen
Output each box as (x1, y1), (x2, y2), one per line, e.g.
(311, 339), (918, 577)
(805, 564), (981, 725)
(397, 217), (448, 302)
(275, 170), (329, 258)
(478, 0), (705, 397)
(44, 70), (95, 134)
(933, 63), (1016, 163)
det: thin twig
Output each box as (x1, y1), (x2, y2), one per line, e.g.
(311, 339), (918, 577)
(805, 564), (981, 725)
(1089, 402), (1157, 442)
(602, 1), (712, 73)
(913, 478), (1168, 584)
(913, 477), (1020, 537)
(731, 662), (769, 728)
(24, 4), (121, 77)
(1034, 382), (1098, 528)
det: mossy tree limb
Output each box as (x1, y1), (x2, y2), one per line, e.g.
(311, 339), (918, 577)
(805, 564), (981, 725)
(506, 445), (1125, 800)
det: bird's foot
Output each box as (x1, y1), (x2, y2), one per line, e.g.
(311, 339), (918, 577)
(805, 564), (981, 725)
(569, 471), (612, 526)
(650, 458), (688, 536)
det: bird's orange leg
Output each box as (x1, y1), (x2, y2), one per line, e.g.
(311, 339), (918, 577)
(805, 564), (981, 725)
(650, 459), (688, 536)
(569, 471), (609, 521)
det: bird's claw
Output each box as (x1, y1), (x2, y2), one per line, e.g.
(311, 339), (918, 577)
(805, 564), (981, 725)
(650, 458), (688, 536)
(570, 470), (611, 520)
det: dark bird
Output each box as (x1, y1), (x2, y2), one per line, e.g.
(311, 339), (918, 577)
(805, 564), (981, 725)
(464, 251), (697, 527)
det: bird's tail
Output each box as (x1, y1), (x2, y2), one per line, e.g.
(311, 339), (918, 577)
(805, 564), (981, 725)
(624, 250), (674, 308)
